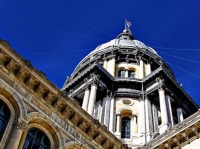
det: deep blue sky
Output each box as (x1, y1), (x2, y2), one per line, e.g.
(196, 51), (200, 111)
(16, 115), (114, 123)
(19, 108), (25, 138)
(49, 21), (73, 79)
(1, 1), (200, 105)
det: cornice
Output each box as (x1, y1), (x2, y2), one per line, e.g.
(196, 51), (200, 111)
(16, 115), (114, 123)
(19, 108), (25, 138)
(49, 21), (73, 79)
(0, 41), (124, 149)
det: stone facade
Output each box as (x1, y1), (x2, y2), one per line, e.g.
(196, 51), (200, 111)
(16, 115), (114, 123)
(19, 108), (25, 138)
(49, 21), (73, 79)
(0, 39), (127, 149)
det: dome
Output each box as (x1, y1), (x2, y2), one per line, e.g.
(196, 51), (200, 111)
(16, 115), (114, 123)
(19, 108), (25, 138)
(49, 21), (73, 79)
(73, 31), (159, 72)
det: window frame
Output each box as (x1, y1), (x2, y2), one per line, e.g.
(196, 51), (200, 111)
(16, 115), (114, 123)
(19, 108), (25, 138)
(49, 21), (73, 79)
(121, 117), (131, 139)
(23, 128), (51, 149)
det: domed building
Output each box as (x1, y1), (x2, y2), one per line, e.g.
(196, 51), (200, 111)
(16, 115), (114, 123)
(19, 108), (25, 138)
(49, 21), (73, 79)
(62, 29), (199, 148)
(0, 26), (200, 149)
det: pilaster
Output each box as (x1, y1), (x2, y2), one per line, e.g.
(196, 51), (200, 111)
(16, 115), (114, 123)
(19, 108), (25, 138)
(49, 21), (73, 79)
(7, 119), (28, 149)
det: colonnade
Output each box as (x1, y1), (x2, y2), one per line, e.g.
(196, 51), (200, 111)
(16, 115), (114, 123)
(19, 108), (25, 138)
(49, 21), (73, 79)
(144, 79), (184, 136)
(82, 84), (116, 131)
(82, 83), (97, 116)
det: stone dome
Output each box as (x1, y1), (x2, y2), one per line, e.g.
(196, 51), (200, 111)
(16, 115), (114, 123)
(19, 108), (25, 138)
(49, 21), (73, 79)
(73, 30), (159, 73)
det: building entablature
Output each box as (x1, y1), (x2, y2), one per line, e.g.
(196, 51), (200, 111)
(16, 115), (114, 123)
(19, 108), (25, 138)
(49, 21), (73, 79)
(0, 40), (126, 149)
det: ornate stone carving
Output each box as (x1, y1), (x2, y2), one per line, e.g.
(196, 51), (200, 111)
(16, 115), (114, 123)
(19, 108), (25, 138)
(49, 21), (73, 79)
(22, 59), (32, 68)
(92, 119), (100, 128)
(58, 91), (68, 99)
(13, 119), (28, 131)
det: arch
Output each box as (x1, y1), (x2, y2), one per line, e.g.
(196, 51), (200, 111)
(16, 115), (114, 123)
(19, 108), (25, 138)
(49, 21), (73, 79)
(120, 109), (133, 119)
(21, 112), (62, 149)
(0, 80), (27, 118)
(0, 81), (27, 148)
(117, 67), (125, 71)
(63, 141), (89, 149)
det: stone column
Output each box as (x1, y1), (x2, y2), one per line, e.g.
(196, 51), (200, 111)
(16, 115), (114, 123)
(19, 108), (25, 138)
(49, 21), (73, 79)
(146, 63), (151, 76)
(139, 58), (144, 79)
(138, 99), (145, 136)
(115, 114), (121, 139)
(177, 108), (184, 122)
(133, 115), (137, 133)
(94, 100), (101, 119)
(7, 119), (28, 149)
(107, 54), (116, 77)
(145, 97), (153, 141)
(82, 87), (90, 111)
(166, 95), (174, 126)
(103, 56), (108, 69)
(152, 104), (159, 132)
(158, 86), (169, 133)
(87, 84), (97, 116)
(103, 95), (111, 128)
(109, 96), (115, 133)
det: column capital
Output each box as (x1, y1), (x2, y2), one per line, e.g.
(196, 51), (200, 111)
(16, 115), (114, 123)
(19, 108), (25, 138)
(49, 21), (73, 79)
(84, 85), (90, 91)
(14, 118), (28, 131)
(110, 52), (116, 59)
(102, 55), (108, 61)
(91, 74), (99, 85)
(138, 55), (142, 60)
(116, 114), (121, 117)
(132, 114), (137, 118)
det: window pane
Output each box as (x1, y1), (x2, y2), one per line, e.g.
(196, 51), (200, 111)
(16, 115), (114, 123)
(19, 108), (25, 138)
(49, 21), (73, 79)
(118, 70), (125, 77)
(23, 128), (50, 149)
(129, 70), (135, 78)
(0, 100), (10, 141)
(121, 117), (131, 138)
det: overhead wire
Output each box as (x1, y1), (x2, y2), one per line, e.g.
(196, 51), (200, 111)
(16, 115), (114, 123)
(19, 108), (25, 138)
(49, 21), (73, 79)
(148, 45), (200, 51)
(4, 18), (106, 41)
(3, 14), (200, 80)
(157, 51), (200, 64)
(167, 62), (200, 79)
(20, 48), (92, 56)
(44, 1), (114, 38)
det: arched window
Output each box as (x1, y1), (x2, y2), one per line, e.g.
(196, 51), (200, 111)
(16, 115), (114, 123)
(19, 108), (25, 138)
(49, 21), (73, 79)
(121, 117), (131, 138)
(128, 70), (135, 78)
(0, 100), (10, 141)
(118, 70), (125, 78)
(23, 128), (50, 149)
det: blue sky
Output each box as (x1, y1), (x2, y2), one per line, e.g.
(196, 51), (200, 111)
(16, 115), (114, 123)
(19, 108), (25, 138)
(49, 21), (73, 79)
(1, 0), (200, 105)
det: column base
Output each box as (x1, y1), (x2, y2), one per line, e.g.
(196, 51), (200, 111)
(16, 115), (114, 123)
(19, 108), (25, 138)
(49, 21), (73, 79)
(114, 132), (121, 139)
(146, 132), (151, 142)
